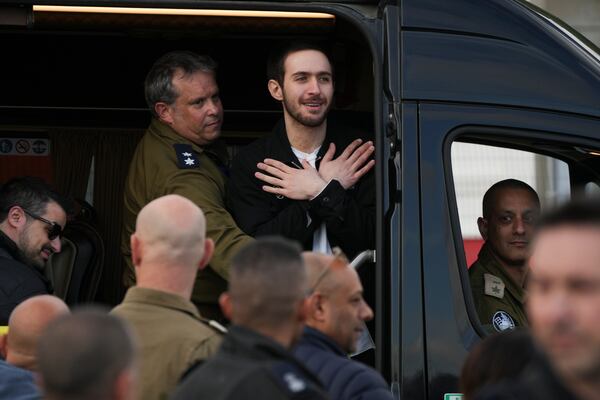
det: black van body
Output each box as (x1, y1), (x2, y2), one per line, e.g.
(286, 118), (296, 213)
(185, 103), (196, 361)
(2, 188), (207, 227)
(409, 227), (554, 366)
(2, 1), (600, 399)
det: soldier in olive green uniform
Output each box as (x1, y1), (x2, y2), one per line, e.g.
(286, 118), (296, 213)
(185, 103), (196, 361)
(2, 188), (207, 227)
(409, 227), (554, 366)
(469, 179), (540, 332)
(113, 287), (225, 400)
(469, 244), (528, 332)
(121, 51), (253, 320)
(116, 195), (227, 400)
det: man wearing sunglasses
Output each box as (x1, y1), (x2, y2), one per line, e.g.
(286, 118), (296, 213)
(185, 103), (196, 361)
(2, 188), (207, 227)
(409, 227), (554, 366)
(293, 251), (393, 400)
(0, 177), (68, 325)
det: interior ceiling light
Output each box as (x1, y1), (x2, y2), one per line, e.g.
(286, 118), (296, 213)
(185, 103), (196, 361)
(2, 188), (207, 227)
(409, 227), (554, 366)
(575, 146), (600, 156)
(32, 5), (335, 19)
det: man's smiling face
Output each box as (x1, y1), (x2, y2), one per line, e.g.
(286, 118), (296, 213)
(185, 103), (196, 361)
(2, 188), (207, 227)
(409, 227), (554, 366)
(278, 49), (334, 128)
(18, 201), (66, 269)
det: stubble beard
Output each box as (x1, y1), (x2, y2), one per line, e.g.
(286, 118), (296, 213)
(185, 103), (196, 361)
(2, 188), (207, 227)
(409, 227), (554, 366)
(18, 227), (45, 270)
(282, 96), (330, 128)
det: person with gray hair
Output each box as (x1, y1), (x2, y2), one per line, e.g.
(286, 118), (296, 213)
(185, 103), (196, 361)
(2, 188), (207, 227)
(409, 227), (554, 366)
(0, 177), (69, 325)
(37, 308), (137, 400)
(173, 237), (328, 400)
(112, 194), (224, 400)
(121, 50), (253, 322)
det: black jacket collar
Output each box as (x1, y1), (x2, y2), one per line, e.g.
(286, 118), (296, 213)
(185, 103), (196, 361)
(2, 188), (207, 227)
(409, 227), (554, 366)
(0, 230), (53, 292)
(223, 325), (322, 382)
(0, 230), (27, 264)
(273, 119), (343, 168)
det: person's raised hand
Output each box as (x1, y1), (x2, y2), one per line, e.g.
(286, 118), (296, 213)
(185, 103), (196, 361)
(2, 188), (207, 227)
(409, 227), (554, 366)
(256, 158), (327, 200)
(318, 139), (375, 189)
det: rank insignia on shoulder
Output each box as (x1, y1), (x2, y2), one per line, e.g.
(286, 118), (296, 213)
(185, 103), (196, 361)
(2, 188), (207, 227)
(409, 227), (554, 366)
(492, 310), (516, 332)
(173, 144), (200, 169)
(484, 273), (505, 299)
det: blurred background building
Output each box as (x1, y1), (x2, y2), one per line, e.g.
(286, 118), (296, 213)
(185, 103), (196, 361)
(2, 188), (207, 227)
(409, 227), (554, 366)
(528, 0), (600, 46)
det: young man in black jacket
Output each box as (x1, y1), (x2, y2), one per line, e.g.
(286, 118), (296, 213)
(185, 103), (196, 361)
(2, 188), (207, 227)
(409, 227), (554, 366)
(228, 42), (375, 260)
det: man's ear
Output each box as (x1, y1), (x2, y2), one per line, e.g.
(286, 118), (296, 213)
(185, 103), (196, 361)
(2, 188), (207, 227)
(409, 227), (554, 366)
(311, 293), (327, 323)
(477, 217), (488, 241)
(113, 368), (137, 400)
(268, 79), (283, 101)
(154, 102), (174, 125)
(130, 234), (142, 268)
(6, 206), (26, 230)
(219, 292), (233, 321)
(198, 238), (215, 271)
(0, 333), (8, 359)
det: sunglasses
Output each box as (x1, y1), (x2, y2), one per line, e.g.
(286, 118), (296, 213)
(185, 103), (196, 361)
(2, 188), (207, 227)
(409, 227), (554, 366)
(308, 247), (349, 295)
(22, 208), (63, 240)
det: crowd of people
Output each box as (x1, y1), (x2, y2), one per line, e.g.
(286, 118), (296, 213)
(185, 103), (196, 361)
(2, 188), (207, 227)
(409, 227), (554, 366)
(0, 41), (599, 400)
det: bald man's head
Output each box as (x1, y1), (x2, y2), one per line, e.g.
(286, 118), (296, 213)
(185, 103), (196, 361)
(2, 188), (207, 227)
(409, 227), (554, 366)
(132, 195), (212, 273)
(1, 295), (69, 371)
(303, 252), (346, 295)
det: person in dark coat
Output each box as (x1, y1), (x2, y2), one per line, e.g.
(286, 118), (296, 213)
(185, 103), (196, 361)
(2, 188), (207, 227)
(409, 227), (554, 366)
(173, 238), (329, 400)
(0, 177), (69, 325)
(0, 359), (39, 400)
(227, 42), (375, 260)
(475, 200), (600, 400)
(293, 251), (393, 400)
(459, 330), (536, 400)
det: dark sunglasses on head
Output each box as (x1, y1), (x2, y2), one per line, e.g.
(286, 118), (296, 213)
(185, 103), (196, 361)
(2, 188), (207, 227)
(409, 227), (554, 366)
(308, 247), (349, 295)
(22, 208), (63, 240)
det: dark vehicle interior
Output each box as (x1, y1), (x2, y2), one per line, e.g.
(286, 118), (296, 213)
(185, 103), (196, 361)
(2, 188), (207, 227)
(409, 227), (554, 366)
(0, 4), (376, 325)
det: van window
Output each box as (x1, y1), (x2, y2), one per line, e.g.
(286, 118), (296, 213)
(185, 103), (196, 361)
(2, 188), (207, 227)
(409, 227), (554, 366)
(446, 133), (600, 333)
(451, 142), (569, 267)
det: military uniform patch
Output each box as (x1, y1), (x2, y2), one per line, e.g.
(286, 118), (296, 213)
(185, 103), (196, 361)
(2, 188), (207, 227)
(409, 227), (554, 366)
(484, 273), (505, 299)
(270, 362), (309, 396)
(173, 144), (199, 169)
(492, 310), (516, 332)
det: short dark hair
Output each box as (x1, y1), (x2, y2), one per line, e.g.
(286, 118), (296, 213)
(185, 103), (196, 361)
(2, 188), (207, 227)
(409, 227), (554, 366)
(0, 177), (70, 223)
(482, 179), (540, 219)
(145, 50), (218, 118)
(460, 330), (536, 399)
(37, 308), (136, 400)
(267, 41), (334, 86)
(229, 237), (306, 329)
(536, 197), (600, 230)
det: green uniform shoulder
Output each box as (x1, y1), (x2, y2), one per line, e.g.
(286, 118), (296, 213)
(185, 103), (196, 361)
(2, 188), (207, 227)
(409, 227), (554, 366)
(469, 245), (528, 332)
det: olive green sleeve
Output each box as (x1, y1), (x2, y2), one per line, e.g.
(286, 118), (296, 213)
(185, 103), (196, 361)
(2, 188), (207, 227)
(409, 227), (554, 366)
(187, 333), (223, 365)
(163, 168), (253, 280)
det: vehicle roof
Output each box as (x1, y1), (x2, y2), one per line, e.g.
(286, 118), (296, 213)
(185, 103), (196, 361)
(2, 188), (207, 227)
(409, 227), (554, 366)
(402, 0), (600, 118)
